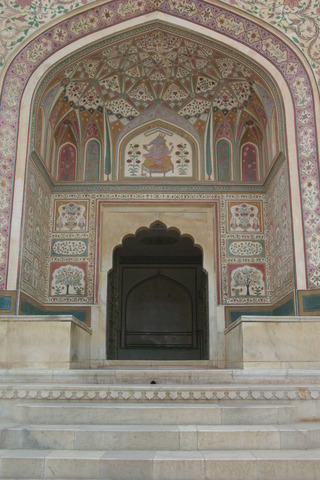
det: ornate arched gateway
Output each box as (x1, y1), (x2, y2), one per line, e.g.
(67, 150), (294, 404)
(107, 222), (208, 360)
(0, 1), (319, 366)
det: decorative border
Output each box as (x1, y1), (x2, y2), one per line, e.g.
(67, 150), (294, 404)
(0, 290), (16, 314)
(0, 384), (319, 402)
(19, 292), (91, 325)
(225, 291), (295, 326)
(0, 0), (319, 291)
(298, 289), (320, 316)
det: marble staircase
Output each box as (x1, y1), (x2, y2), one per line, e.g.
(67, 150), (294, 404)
(0, 367), (320, 479)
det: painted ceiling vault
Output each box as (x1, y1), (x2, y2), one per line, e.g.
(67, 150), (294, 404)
(37, 25), (277, 182)
(56, 30), (261, 116)
(1, 0), (320, 88)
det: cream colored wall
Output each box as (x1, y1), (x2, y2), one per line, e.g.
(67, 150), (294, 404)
(91, 204), (222, 366)
(0, 316), (91, 369)
(225, 316), (320, 369)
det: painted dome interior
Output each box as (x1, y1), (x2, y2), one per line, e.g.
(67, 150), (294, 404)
(34, 23), (282, 184)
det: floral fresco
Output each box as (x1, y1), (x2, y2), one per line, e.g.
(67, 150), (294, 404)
(227, 202), (262, 233)
(50, 262), (86, 296)
(229, 263), (266, 297)
(54, 201), (88, 232)
(121, 126), (195, 179)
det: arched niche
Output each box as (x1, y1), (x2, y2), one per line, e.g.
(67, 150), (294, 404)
(107, 221), (208, 360)
(85, 139), (101, 181)
(216, 138), (232, 181)
(57, 143), (77, 182)
(241, 143), (258, 182)
(118, 120), (199, 181)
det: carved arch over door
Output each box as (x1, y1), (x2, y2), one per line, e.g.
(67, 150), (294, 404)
(107, 222), (208, 360)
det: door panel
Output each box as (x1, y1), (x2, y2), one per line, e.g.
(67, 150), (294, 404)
(123, 270), (194, 349)
(117, 264), (202, 359)
(106, 223), (208, 360)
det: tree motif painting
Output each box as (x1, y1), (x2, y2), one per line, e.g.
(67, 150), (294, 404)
(50, 263), (86, 296)
(229, 264), (266, 297)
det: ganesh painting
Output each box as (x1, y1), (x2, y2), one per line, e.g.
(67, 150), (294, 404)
(142, 134), (174, 176)
(120, 122), (197, 180)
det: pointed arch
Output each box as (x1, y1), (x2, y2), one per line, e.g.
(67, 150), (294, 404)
(215, 120), (233, 181)
(53, 113), (79, 179)
(85, 139), (100, 181)
(57, 143), (77, 182)
(2, 4), (319, 293)
(216, 138), (232, 181)
(83, 116), (102, 181)
(241, 142), (258, 182)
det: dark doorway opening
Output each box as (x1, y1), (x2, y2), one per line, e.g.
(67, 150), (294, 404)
(107, 221), (208, 360)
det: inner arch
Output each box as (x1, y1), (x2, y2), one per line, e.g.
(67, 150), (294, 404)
(107, 222), (208, 360)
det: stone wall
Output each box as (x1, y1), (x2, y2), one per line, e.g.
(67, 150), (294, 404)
(265, 161), (295, 304)
(20, 157), (51, 304)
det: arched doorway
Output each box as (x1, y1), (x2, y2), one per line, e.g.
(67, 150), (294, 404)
(107, 222), (208, 360)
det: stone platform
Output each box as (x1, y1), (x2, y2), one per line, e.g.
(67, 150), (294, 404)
(1, 368), (320, 479)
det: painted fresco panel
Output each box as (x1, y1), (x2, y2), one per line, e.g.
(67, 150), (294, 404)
(227, 201), (262, 233)
(20, 158), (51, 303)
(228, 263), (266, 298)
(49, 193), (95, 304)
(227, 239), (265, 258)
(120, 125), (196, 180)
(266, 162), (295, 303)
(242, 143), (258, 181)
(50, 262), (87, 296)
(220, 194), (269, 304)
(51, 239), (88, 257)
(54, 200), (88, 232)
(217, 139), (231, 181)
(58, 144), (76, 181)
(85, 140), (100, 181)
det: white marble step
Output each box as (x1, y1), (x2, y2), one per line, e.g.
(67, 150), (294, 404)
(0, 368), (320, 386)
(13, 402), (296, 425)
(2, 382), (318, 406)
(1, 423), (320, 451)
(2, 367), (320, 385)
(1, 449), (320, 479)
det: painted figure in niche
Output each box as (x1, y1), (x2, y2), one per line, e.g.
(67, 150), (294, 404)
(142, 134), (174, 176)
(58, 144), (76, 181)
